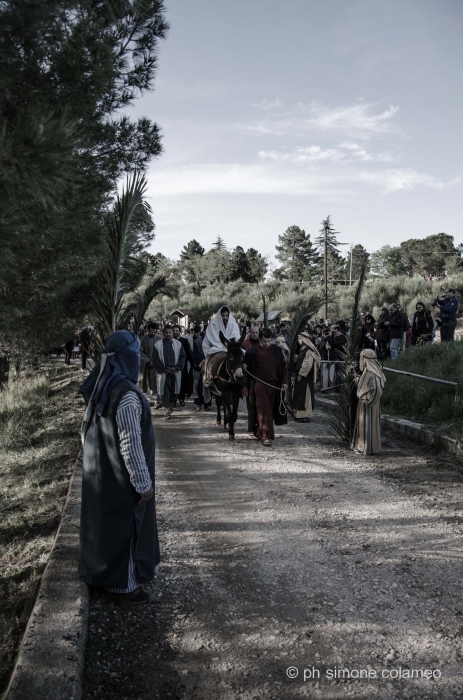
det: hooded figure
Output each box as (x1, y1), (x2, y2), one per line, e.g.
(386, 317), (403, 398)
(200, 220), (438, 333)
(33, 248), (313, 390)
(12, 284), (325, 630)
(202, 305), (240, 355)
(78, 331), (160, 602)
(292, 332), (321, 421)
(353, 349), (386, 456)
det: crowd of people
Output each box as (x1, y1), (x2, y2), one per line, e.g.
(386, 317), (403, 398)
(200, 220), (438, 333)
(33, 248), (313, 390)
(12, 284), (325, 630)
(76, 289), (460, 604)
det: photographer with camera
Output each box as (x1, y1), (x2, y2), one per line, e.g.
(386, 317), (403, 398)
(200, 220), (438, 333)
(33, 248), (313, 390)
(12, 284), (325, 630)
(433, 288), (459, 342)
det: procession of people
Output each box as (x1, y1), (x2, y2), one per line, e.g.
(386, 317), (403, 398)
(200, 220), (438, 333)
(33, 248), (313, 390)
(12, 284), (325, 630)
(77, 293), (459, 604)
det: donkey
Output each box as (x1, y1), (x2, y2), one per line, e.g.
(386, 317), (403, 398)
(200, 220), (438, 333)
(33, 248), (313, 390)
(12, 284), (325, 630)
(209, 328), (247, 440)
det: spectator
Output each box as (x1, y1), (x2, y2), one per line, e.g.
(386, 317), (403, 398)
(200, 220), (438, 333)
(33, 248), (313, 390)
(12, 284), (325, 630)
(362, 314), (376, 352)
(375, 308), (390, 360)
(436, 288), (459, 342)
(411, 302), (433, 345)
(384, 303), (405, 360)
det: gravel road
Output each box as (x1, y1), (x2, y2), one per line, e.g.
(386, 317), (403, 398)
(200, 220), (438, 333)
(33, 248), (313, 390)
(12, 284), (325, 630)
(83, 400), (463, 700)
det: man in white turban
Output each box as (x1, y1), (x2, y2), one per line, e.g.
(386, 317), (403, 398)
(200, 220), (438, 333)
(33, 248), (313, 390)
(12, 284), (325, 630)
(202, 306), (241, 387)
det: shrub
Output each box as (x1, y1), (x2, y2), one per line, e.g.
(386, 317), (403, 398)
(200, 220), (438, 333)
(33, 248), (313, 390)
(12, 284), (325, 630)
(382, 343), (463, 436)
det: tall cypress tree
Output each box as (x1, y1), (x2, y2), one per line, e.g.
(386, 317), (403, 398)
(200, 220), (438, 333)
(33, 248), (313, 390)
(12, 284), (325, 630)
(314, 216), (345, 282)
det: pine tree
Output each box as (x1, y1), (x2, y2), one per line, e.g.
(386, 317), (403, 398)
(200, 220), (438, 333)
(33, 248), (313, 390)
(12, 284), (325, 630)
(275, 225), (319, 281)
(212, 235), (227, 251)
(315, 216), (345, 282)
(179, 240), (205, 283)
(344, 244), (370, 284)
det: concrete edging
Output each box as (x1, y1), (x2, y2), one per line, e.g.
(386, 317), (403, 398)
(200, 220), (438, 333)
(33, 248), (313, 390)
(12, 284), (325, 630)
(316, 395), (462, 458)
(4, 455), (88, 700)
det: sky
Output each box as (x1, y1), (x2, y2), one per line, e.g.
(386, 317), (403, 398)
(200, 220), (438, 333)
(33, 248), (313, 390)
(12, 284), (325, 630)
(127, 0), (463, 267)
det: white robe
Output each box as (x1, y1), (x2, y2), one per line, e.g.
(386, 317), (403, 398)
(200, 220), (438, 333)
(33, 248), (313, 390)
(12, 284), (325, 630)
(202, 306), (241, 356)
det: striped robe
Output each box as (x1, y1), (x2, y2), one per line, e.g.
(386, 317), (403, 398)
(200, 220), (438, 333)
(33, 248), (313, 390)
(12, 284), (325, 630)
(354, 374), (383, 455)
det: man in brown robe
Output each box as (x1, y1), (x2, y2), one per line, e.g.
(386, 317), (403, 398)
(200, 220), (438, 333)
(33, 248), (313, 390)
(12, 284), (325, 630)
(245, 328), (288, 446)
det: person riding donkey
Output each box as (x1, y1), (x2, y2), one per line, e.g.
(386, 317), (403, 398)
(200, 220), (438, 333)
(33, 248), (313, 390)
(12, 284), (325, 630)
(202, 306), (241, 392)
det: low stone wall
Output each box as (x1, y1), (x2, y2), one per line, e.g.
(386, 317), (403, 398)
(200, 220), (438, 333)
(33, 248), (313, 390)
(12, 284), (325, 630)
(316, 395), (462, 459)
(5, 456), (88, 700)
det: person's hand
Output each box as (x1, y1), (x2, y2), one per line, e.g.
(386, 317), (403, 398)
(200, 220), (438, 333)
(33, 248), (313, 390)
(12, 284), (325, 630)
(282, 383), (288, 392)
(139, 487), (153, 503)
(297, 376), (303, 382)
(384, 321), (390, 326)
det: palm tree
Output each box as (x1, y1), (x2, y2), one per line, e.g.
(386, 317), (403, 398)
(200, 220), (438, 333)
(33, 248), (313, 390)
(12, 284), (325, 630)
(120, 276), (170, 335)
(91, 172), (152, 351)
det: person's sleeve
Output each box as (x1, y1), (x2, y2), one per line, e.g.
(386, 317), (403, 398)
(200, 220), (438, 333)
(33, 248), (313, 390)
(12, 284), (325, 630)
(363, 376), (381, 406)
(116, 392), (153, 495)
(298, 352), (312, 378)
(151, 345), (165, 373)
(176, 344), (186, 372)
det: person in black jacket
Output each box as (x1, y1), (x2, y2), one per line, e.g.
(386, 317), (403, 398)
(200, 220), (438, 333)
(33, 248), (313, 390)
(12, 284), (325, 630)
(362, 314), (376, 352)
(411, 302), (434, 345)
(384, 303), (404, 360)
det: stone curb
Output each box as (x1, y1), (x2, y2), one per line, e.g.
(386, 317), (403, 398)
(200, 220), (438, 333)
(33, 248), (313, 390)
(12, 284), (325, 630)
(316, 395), (462, 459)
(4, 454), (88, 700)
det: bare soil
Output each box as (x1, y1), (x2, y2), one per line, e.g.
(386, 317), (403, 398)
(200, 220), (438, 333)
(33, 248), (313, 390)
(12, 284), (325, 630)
(83, 399), (463, 700)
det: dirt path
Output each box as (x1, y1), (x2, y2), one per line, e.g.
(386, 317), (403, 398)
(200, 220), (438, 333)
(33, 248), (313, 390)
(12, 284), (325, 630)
(83, 400), (463, 700)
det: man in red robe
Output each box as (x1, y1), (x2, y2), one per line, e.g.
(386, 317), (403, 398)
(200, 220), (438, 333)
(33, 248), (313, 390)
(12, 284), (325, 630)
(245, 328), (288, 446)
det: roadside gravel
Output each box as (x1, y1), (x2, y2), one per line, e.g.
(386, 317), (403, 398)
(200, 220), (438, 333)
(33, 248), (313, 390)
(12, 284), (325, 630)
(83, 400), (463, 699)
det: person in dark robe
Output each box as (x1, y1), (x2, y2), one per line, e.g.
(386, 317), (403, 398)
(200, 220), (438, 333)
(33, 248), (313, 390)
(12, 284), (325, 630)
(80, 327), (93, 370)
(245, 328), (288, 446)
(78, 330), (160, 604)
(173, 325), (194, 405)
(64, 336), (74, 365)
(292, 332), (321, 422)
(152, 325), (185, 418)
(140, 322), (161, 396)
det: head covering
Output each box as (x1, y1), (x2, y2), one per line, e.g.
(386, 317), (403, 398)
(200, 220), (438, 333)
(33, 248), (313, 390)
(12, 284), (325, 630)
(275, 335), (290, 354)
(80, 331), (140, 443)
(202, 305), (240, 355)
(298, 331), (321, 366)
(357, 349), (386, 398)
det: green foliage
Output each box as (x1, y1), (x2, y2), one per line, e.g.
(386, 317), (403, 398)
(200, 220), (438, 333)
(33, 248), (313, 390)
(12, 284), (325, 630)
(370, 234), (462, 278)
(0, 0), (168, 358)
(382, 343), (463, 437)
(275, 225), (319, 281)
(343, 244), (370, 282)
(314, 216), (345, 281)
(90, 173), (153, 349)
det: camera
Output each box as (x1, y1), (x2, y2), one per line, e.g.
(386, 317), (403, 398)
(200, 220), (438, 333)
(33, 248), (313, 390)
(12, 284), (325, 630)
(431, 295), (444, 308)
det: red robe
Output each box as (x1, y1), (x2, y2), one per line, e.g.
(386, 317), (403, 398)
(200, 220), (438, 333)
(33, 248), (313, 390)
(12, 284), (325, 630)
(246, 346), (288, 440)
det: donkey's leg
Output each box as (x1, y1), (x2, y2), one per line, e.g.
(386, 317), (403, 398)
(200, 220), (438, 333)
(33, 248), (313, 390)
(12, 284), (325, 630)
(216, 397), (222, 425)
(224, 398), (235, 440)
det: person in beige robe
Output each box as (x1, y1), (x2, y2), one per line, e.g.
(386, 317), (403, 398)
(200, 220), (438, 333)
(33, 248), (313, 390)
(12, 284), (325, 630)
(353, 349), (386, 455)
(292, 332), (321, 421)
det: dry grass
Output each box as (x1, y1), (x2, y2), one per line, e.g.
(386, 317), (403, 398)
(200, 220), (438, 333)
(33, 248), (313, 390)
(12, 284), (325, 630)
(0, 363), (83, 692)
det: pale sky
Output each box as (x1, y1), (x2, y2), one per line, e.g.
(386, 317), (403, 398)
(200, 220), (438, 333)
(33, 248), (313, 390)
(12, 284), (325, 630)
(128, 0), (463, 265)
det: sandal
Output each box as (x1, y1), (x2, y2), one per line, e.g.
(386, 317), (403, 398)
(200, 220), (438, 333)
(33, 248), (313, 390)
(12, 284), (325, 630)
(165, 412), (171, 419)
(262, 438), (272, 446)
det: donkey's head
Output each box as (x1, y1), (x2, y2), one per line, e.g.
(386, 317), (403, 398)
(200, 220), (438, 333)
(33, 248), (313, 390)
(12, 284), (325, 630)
(219, 327), (247, 381)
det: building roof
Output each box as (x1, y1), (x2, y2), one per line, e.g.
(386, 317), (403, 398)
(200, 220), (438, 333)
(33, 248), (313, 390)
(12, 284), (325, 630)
(170, 308), (194, 317)
(254, 310), (282, 323)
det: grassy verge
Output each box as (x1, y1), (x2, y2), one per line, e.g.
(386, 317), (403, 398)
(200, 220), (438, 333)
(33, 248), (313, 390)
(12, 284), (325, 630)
(0, 363), (83, 693)
(382, 342), (463, 437)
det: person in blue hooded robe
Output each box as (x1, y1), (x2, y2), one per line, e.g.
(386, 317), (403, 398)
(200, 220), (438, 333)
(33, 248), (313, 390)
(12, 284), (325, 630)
(78, 331), (160, 604)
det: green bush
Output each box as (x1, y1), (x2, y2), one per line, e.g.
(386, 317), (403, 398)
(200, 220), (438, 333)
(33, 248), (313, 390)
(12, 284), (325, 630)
(0, 375), (49, 449)
(382, 343), (463, 436)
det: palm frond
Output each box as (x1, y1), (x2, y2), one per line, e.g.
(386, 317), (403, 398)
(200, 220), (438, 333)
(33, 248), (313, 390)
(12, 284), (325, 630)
(285, 292), (327, 415)
(91, 171), (152, 349)
(326, 260), (368, 444)
(120, 276), (170, 334)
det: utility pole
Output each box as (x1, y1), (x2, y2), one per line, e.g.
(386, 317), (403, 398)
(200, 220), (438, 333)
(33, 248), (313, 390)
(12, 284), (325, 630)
(349, 243), (353, 287)
(324, 222), (328, 319)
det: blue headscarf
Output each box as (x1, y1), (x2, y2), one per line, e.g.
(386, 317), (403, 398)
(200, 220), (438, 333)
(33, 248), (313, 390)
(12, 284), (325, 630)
(80, 331), (141, 443)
